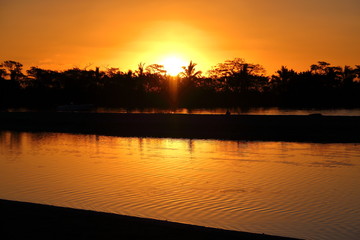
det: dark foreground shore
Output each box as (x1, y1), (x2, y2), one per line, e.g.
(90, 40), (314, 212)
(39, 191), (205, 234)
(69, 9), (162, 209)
(1, 199), (298, 240)
(0, 112), (359, 142)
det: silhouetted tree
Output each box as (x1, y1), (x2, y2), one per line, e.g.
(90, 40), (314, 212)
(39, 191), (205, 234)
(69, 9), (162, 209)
(354, 65), (360, 79)
(310, 61), (330, 75)
(0, 67), (7, 80)
(146, 64), (166, 75)
(137, 64), (166, 93)
(180, 61), (202, 80)
(271, 66), (297, 93)
(0, 59), (359, 109)
(176, 61), (203, 106)
(208, 58), (267, 93)
(0, 60), (24, 81)
(26, 67), (60, 89)
(136, 62), (146, 77)
(178, 61), (201, 91)
(343, 65), (354, 84)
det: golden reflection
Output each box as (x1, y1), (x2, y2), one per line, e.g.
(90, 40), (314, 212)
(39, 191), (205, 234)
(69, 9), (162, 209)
(0, 131), (24, 155)
(0, 132), (359, 240)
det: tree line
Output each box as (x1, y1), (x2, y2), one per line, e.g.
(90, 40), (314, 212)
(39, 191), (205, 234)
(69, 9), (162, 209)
(0, 58), (359, 109)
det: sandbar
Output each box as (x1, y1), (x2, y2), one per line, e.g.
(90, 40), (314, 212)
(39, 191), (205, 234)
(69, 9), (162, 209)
(0, 112), (359, 142)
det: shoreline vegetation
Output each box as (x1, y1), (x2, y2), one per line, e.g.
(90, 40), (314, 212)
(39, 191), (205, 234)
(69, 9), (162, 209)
(1, 112), (359, 143)
(1, 59), (359, 110)
(1, 199), (299, 240)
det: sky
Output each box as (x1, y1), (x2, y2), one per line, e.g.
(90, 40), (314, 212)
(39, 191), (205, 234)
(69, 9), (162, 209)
(1, 0), (359, 75)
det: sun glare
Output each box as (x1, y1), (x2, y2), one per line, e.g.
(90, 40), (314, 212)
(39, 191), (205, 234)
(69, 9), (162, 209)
(160, 56), (188, 76)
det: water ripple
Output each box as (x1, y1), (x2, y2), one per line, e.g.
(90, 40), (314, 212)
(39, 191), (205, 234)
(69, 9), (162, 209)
(0, 132), (359, 240)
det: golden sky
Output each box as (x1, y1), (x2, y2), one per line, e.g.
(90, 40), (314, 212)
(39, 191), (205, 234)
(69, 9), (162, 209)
(1, 0), (359, 74)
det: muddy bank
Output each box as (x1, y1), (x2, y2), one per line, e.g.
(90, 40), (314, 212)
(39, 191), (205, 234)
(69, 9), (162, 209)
(1, 199), (298, 239)
(0, 112), (359, 142)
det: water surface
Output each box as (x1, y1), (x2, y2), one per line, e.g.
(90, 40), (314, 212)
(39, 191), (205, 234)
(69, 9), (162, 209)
(0, 131), (359, 239)
(6, 107), (360, 116)
(95, 107), (360, 116)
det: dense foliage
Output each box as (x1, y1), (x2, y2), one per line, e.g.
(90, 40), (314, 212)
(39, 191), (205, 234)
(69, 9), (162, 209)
(0, 59), (359, 109)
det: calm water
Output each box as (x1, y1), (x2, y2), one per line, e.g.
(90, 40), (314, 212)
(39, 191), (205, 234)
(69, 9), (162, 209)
(6, 107), (360, 116)
(95, 107), (360, 116)
(0, 131), (359, 240)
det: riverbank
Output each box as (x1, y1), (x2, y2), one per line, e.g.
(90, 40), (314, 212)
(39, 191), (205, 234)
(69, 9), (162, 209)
(1, 199), (298, 239)
(0, 112), (359, 142)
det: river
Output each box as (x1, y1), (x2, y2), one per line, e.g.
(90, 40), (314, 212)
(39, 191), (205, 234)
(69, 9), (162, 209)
(0, 131), (359, 239)
(6, 107), (360, 116)
(94, 107), (360, 116)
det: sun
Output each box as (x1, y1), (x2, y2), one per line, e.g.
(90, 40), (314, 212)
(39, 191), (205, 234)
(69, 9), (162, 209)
(160, 56), (188, 76)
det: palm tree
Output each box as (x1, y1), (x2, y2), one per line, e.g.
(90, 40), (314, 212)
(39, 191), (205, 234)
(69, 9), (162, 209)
(180, 61), (202, 81)
(342, 65), (357, 88)
(272, 66), (297, 93)
(136, 62), (146, 77)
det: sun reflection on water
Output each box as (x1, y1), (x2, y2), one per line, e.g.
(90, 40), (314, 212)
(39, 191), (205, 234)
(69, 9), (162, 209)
(0, 131), (359, 240)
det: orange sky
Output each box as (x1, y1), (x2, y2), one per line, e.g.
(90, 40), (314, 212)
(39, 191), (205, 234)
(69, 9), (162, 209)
(1, 0), (359, 75)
